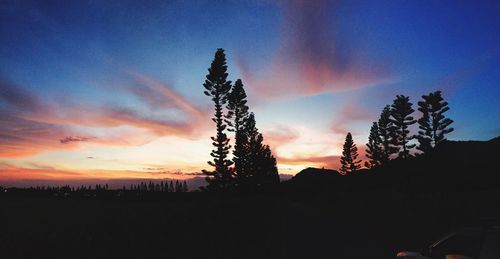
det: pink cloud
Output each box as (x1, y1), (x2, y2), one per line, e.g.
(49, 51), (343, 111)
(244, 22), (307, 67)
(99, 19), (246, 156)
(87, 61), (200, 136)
(238, 0), (392, 99)
(0, 111), (81, 157)
(263, 125), (300, 150)
(331, 101), (375, 135)
(0, 72), (210, 158)
(125, 69), (206, 119)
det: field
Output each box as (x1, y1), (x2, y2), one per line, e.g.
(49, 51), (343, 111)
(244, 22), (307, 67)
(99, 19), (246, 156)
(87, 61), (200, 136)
(1, 191), (499, 259)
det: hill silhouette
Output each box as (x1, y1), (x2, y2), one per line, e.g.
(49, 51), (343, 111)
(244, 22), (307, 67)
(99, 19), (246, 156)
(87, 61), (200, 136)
(287, 137), (499, 192)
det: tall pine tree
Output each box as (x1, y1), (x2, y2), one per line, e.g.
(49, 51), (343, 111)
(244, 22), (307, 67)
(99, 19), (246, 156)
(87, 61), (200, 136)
(202, 48), (234, 190)
(416, 90), (454, 153)
(377, 105), (398, 162)
(244, 113), (280, 187)
(377, 105), (397, 164)
(340, 132), (361, 174)
(389, 95), (417, 159)
(366, 122), (384, 168)
(225, 79), (250, 181)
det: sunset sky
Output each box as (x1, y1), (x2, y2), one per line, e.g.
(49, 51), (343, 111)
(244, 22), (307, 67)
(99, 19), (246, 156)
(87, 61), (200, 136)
(1, 0), (499, 186)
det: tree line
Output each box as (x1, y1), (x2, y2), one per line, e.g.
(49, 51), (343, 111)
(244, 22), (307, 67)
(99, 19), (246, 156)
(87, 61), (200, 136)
(0, 180), (189, 197)
(128, 180), (188, 192)
(340, 91), (454, 174)
(202, 49), (280, 191)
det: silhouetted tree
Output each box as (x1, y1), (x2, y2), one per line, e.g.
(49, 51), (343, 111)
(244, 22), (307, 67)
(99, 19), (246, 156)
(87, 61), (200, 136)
(182, 181), (188, 192)
(389, 95), (417, 159)
(202, 48), (234, 190)
(174, 181), (178, 192)
(226, 79), (250, 182)
(366, 122), (384, 168)
(340, 132), (361, 174)
(169, 181), (175, 192)
(377, 105), (398, 162)
(244, 113), (280, 187)
(417, 90), (454, 153)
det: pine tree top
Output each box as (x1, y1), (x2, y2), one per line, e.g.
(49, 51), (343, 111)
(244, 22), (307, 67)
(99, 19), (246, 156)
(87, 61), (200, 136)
(203, 48), (232, 99)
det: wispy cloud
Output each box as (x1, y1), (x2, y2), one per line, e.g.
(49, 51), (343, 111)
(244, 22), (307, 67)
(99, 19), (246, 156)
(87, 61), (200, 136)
(0, 71), (209, 158)
(331, 101), (375, 135)
(238, 0), (393, 99)
(60, 136), (94, 144)
(0, 163), (202, 182)
(0, 78), (49, 114)
(125, 69), (206, 119)
(0, 111), (79, 157)
(263, 125), (301, 150)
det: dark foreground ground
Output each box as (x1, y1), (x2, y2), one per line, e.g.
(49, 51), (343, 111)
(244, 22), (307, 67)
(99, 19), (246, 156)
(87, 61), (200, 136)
(1, 190), (499, 259)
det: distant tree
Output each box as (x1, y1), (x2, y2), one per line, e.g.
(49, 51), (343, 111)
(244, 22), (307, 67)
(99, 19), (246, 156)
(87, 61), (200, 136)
(244, 113), (280, 187)
(202, 48), (234, 190)
(416, 90), (454, 153)
(183, 181), (188, 192)
(175, 180), (181, 192)
(169, 181), (175, 192)
(340, 132), (361, 174)
(226, 79), (250, 182)
(389, 95), (417, 159)
(366, 122), (384, 168)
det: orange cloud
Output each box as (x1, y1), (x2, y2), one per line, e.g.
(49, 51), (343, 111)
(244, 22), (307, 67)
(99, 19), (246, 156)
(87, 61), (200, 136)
(0, 163), (201, 182)
(277, 154), (341, 170)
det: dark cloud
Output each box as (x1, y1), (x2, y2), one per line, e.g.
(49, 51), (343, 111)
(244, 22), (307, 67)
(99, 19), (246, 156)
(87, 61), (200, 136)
(60, 136), (94, 144)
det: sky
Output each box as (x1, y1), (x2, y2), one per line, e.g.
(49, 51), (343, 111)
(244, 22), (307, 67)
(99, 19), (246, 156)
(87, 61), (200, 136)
(1, 0), (499, 187)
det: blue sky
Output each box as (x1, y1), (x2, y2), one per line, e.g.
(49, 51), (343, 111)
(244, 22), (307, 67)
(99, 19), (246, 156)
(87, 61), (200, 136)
(0, 0), (499, 182)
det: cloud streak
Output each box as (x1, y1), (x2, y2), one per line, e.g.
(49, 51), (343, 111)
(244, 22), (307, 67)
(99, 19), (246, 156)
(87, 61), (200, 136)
(239, 0), (392, 99)
(331, 101), (375, 135)
(0, 163), (203, 182)
(125, 69), (206, 119)
(0, 71), (209, 158)
(263, 125), (301, 150)
(60, 136), (94, 144)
